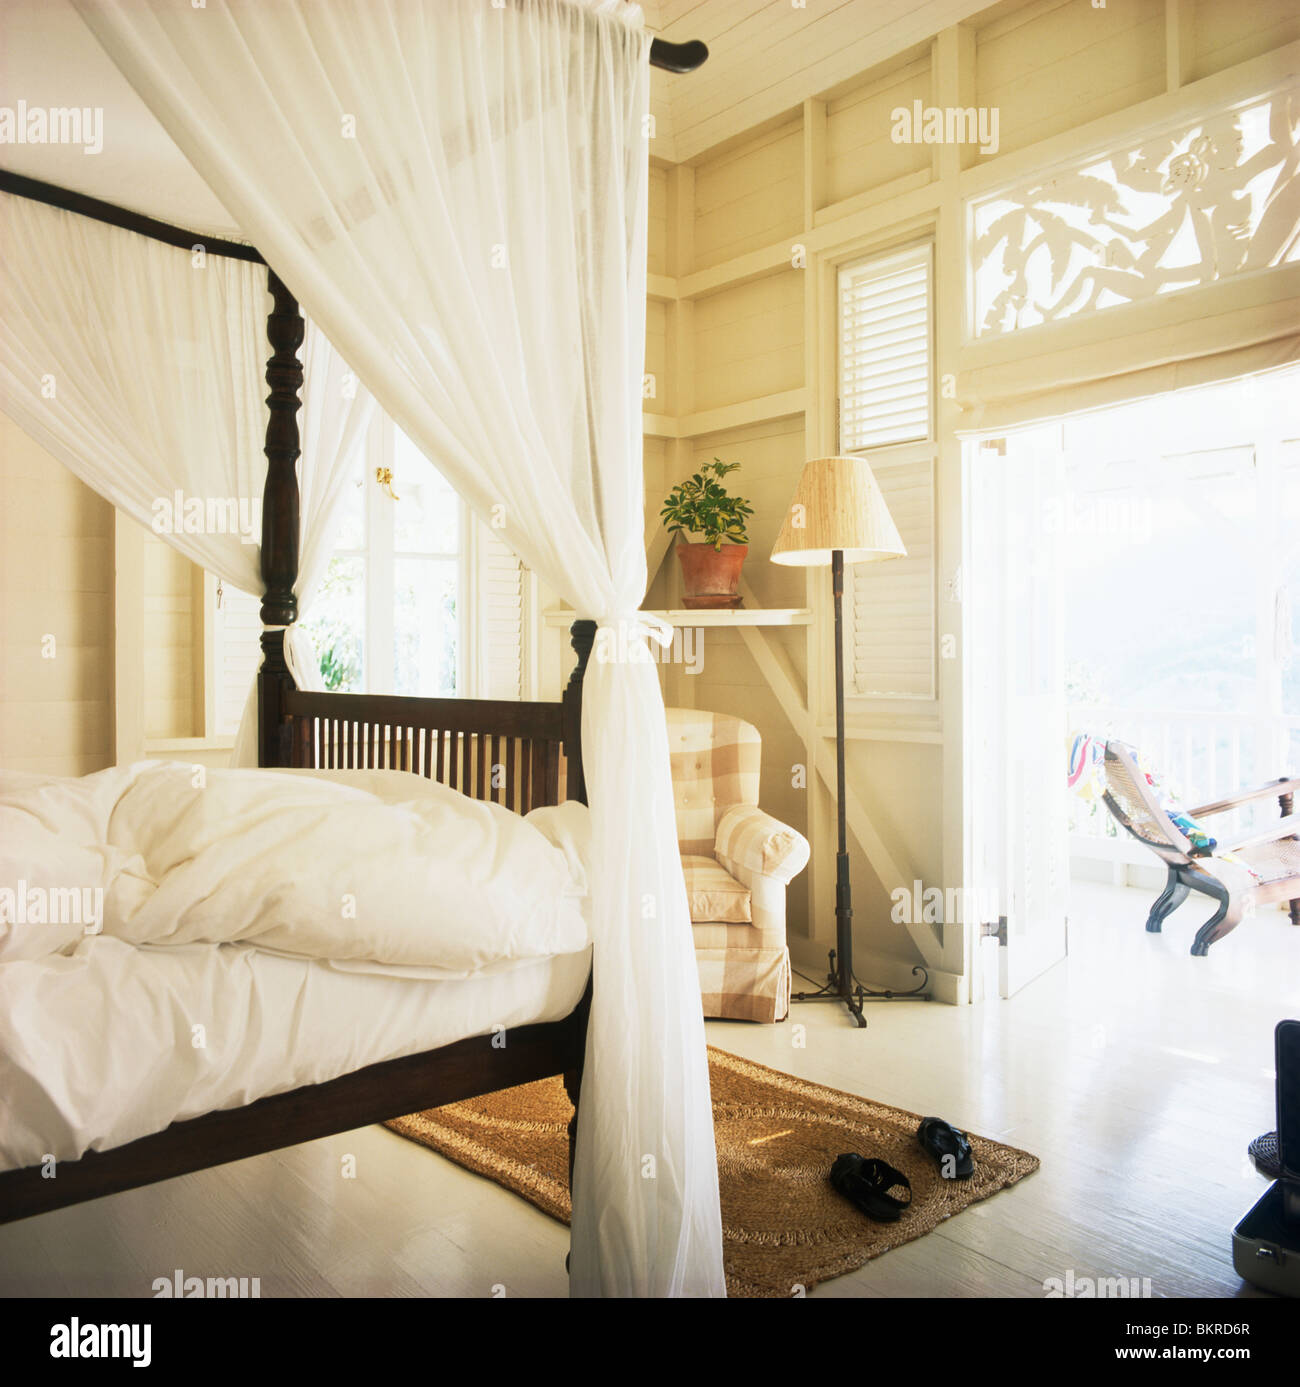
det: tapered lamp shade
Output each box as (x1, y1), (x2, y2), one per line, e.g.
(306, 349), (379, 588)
(769, 456), (906, 567)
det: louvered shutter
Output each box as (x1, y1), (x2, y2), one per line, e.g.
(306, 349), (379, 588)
(836, 241), (936, 701)
(838, 245), (932, 451)
(845, 459), (935, 699)
(475, 522), (529, 700)
(214, 583), (263, 736)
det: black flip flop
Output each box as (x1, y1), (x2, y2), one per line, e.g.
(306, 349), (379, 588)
(917, 1116), (974, 1179)
(829, 1153), (913, 1222)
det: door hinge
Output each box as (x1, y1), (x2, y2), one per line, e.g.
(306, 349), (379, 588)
(981, 917), (1007, 946)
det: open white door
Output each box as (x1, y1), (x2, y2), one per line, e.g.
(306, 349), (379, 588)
(967, 425), (1070, 997)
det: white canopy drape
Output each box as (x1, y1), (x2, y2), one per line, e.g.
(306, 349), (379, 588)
(74, 0), (724, 1294)
(0, 190), (266, 595)
(0, 190), (373, 766)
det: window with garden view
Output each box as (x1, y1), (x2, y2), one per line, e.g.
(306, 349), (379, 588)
(302, 417), (462, 698)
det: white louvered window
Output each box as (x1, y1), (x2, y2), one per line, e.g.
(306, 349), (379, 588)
(837, 241), (936, 703)
(838, 245), (932, 450)
(845, 459), (935, 699)
(475, 527), (530, 700)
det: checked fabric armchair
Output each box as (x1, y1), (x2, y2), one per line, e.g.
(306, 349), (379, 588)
(666, 708), (810, 1022)
(1101, 740), (1300, 956)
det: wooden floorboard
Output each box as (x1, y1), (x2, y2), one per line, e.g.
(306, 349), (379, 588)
(0, 880), (1294, 1298)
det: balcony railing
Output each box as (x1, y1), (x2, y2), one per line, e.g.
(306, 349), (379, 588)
(1068, 705), (1300, 849)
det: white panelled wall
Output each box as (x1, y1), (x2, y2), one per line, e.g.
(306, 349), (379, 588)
(0, 412), (113, 776)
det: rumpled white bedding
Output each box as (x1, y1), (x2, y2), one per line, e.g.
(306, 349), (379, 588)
(0, 763), (591, 975)
(0, 762), (593, 1171)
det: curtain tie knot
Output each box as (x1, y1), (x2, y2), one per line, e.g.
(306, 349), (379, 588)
(593, 611), (674, 664)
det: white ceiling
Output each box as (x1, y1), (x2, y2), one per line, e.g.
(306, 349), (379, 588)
(0, 0), (991, 234)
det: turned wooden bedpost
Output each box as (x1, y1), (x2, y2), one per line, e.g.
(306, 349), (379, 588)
(561, 619), (596, 807)
(258, 269), (304, 768)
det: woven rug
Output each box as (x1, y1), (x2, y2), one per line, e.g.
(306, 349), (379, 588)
(385, 1046), (1038, 1296)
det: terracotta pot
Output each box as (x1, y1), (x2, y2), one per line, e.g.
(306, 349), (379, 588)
(675, 541), (747, 609)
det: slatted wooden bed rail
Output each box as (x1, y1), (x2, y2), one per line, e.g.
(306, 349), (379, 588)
(282, 688), (567, 813)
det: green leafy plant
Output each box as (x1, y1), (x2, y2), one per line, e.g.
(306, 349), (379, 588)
(302, 558), (363, 692)
(317, 635), (361, 693)
(660, 458), (754, 551)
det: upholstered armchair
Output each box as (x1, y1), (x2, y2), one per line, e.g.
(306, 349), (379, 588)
(666, 707), (810, 1022)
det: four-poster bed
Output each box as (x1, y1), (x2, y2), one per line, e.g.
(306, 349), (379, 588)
(0, 180), (600, 1225)
(1, 0), (725, 1298)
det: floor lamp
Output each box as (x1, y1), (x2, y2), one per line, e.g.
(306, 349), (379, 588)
(771, 456), (931, 1027)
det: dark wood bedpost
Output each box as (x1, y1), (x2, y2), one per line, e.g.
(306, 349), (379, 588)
(257, 269), (305, 768)
(561, 619), (597, 807)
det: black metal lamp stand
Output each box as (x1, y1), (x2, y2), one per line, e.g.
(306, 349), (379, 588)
(791, 550), (931, 1027)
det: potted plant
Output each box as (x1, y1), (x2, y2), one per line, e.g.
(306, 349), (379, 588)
(660, 458), (754, 609)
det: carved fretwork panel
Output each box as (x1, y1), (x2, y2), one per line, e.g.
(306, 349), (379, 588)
(969, 89), (1300, 339)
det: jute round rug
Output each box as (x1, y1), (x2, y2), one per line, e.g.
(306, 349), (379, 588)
(385, 1046), (1039, 1297)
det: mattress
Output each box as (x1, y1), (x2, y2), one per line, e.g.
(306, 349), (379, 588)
(0, 933), (591, 1172)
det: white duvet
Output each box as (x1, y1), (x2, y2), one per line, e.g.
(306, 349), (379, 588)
(0, 763), (591, 976)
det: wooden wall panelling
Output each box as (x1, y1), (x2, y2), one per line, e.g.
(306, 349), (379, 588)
(0, 415), (115, 775)
(974, 0), (1166, 158)
(1189, 0), (1300, 82)
(825, 56), (932, 203)
(691, 118), (804, 271)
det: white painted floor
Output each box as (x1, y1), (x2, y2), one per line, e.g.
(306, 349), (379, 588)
(1, 880), (1296, 1298)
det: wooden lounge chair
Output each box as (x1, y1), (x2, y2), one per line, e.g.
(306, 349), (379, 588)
(1100, 740), (1300, 956)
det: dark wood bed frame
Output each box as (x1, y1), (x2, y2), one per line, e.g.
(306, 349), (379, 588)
(0, 191), (599, 1233)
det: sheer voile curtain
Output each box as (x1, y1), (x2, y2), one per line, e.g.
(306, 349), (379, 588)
(0, 192), (372, 761)
(0, 191), (266, 596)
(75, 0), (725, 1295)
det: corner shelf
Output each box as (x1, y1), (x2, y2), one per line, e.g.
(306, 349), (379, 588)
(543, 608), (811, 628)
